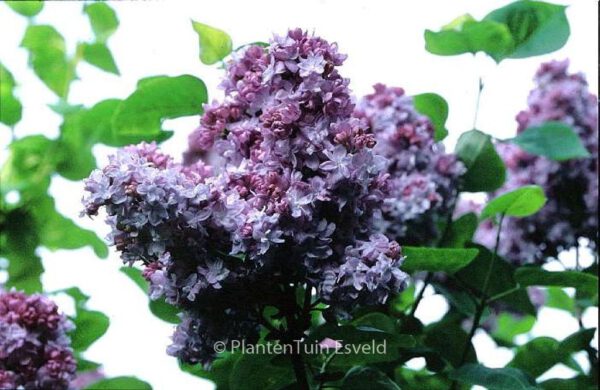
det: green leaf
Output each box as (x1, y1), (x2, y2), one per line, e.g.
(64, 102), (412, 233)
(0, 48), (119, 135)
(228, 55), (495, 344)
(81, 43), (119, 75)
(515, 268), (598, 299)
(481, 185), (547, 219)
(111, 75), (208, 143)
(455, 129), (506, 192)
(424, 14), (514, 62)
(390, 283), (416, 314)
(492, 313), (535, 347)
(120, 267), (180, 323)
(70, 309), (110, 352)
(395, 368), (451, 390)
(1, 210), (44, 293)
(439, 212), (478, 248)
(304, 321), (414, 367)
(484, 0), (570, 59)
(557, 328), (596, 356)
(545, 287), (575, 313)
(402, 247), (479, 274)
(509, 337), (560, 378)
(191, 21), (233, 65)
(6, 1), (43, 17)
(0, 135), (58, 196)
(229, 352), (294, 390)
(509, 122), (590, 161)
(33, 195), (108, 258)
(449, 364), (537, 390)
(62, 288), (110, 353)
(180, 352), (240, 389)
(413, 93), (449, 141)
(424, 319), (477, 368)
(84, 2), (119, 43)
(84, 376), (151, 390)
(21, 25), (73, 98)
(539, 375), (595, 390)
(0, 63), (23, 126)
(342, 366), (400, 390)
(76, 356), (101, 373)
(457, 244), (535, 315)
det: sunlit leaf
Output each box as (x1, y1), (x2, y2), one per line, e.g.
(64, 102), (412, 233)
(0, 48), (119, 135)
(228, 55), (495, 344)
(425, 14), (514, 62)
(20, 25), (73, 98)
(484, 0), (570, 59)
(413, 93), (449, 141)
(481, 185), (547, 219)
(0, 63), (23, 126)
(191, 21), (233, 65)
(84, 2), (119, 43)
(81, 42), (119, 75)
(111, 75), (208, 143)
(6, 0), (43, 17)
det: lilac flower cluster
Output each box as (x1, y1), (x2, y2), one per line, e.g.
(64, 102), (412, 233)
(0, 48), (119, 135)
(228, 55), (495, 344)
(464, 60), (598, 264)
(83, 29), (407, 367)
(0, 290), (76, 390)
(354, 84), (464, 244)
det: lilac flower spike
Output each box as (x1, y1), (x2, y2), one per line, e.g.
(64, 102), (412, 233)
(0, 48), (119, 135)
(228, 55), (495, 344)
(0, 290), (76, 390)
(355, 84), (465, 244)
(84, 29), (408, 367)
(462, 60), (598, 264)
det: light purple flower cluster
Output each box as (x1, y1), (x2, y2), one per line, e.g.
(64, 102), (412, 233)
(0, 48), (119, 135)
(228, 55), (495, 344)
(464, 60), (598, 264)
(0, 290), (76, 390)
(83, 29), (407, 367)
(354, 84), (465, 244)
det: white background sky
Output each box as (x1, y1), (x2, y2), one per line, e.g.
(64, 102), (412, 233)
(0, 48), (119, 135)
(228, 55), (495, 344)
(0, 1), (598, 389)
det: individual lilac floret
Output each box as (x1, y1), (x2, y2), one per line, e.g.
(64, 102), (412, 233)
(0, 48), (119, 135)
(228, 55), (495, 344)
(84, 29), (408, 367)
(0, 290), (76, 390)
(467, 60), (598, 264)
(354, 84), (465, 244)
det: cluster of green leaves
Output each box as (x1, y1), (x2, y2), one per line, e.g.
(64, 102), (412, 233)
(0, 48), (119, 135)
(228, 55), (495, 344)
(424, 0), (570, 63)
(1, 3), (208, 389)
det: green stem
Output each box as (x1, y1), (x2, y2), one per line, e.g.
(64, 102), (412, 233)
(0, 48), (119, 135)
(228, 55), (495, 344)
(409, 273), (432, 317)
(472, 76), (484, 130)
(452, 213), (505, 389)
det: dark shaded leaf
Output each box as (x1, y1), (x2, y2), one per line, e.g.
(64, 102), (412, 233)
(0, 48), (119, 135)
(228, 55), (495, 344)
(342, 366), (400, 390)
(229, 352), (294, 390)
(449, 364), (537, 390)
(439, 212), (478, 248)
(455, 129), (506, 192)
(515, 268), (598, 300)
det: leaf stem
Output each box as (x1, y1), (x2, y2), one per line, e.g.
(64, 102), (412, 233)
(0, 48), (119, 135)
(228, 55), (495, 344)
(409, 273), (432, 317)
(452, 213), (505, 389)
(472, 76), (484, 130)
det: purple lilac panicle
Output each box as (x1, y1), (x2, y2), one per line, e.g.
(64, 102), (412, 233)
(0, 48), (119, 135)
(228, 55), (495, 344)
(463, 60), (598, 265)
(83, 29), (408, 367)
(0, 290), (76, 390)
(354, 84), (465, 244)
